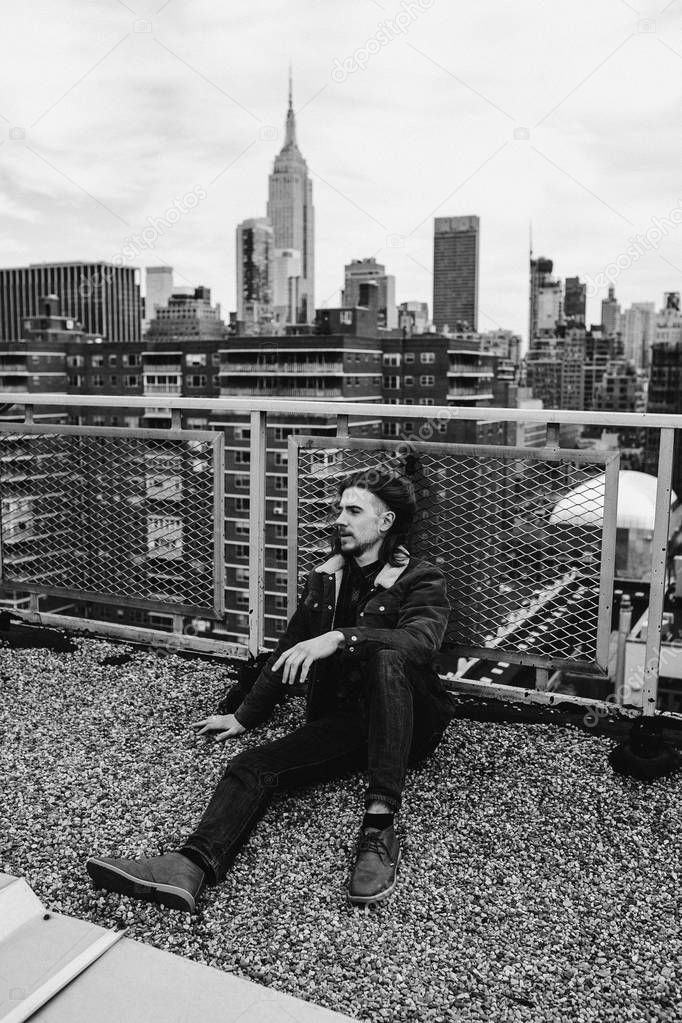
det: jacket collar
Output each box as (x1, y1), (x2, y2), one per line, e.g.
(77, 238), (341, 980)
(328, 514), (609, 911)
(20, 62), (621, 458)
(314, 546), (411, 590)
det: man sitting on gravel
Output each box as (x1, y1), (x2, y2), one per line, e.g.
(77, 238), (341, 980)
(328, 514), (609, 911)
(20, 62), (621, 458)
(87, 470), (454, 912)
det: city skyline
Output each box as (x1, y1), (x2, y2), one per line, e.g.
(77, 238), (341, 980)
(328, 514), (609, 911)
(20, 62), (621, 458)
(1, 0), (680, 339)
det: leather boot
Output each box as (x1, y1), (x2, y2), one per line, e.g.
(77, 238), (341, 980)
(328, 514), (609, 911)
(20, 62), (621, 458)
(86, 851), (205, 913)
(348, 825), (401, 906)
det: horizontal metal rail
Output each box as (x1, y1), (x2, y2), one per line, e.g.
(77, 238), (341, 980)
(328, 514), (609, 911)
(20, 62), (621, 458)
(4, 391), (682, 430)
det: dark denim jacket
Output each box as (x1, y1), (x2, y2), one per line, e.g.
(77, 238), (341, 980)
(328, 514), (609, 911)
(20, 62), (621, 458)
(234, 549), (451, 730)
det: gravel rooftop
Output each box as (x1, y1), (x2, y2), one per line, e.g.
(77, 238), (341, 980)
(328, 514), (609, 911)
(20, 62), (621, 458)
(1, 634), (682, 1023)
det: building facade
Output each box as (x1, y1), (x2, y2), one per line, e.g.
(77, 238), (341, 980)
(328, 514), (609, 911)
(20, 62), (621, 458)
(0, 262), (141, 342)
(433, 215), (479, 333)
(343, 258), (397, 329)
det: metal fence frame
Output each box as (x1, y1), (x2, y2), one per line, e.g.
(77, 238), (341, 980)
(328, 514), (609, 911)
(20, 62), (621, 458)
(1, 392), (680, 721)
(0, 421), (225, 619)
(287, 434), (621, 674)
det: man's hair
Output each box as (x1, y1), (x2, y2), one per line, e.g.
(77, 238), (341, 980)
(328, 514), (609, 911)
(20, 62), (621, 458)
(332, 470), (417, 565)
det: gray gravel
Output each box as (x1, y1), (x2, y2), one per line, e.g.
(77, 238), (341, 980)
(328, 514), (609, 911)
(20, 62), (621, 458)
(1, 636), (681, 1023)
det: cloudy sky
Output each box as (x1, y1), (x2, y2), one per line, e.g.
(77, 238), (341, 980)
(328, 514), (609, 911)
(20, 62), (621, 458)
(1, 0), (680, 339)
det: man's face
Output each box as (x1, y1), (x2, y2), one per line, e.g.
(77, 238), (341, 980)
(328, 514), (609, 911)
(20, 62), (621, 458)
(334, 486), (394, 561)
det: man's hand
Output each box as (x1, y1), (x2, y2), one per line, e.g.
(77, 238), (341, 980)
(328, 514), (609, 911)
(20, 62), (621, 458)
(272, 631), (345, 687)
(190, 713), (246, 741)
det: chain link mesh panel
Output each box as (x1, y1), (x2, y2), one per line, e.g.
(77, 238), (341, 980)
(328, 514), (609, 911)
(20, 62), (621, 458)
(0, 425), (224, 617)
(291, 437), (619, 671)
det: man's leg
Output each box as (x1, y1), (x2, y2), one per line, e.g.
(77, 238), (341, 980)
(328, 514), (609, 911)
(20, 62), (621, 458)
(180, 709), (367, 884)
(348, 649), (414, 906)
(87, 710), (367, 912)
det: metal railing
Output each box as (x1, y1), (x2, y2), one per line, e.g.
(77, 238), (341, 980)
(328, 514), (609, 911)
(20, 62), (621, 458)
(1, 391), (681, 723)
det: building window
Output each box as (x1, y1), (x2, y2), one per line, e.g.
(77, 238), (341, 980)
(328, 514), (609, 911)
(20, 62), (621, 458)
(91, 355), (104, 368)
(92, 416), (106, 426)
(211, 352), (221, 366)
(404, 376), (414, 386)
(420, 352), (435, 364)
(236, 592), (249, 607)
(186, 417), (208, 428)
(382, 422), (401, 437)
(92, 374), (104, 388)
(275, 573), (287, 587)
(234, 523), (249, 538)
(419, 375), (435, 386)
(383, 376), (400, 389)
(274, 476), (287, 491)
(234, 475), (250, 489)
(340, 310), (353, 324)
(110, 374), (118, 386)
(234, 497), (250, 512)
(275, 595), (287, 610)
(109, 354), (118, 367)
(67, 355), (84, 368)
(124, 415), (139, 428)
(234, 427), (251, 441)
(185, 353), (207, 367)
(274, 427), (292, 441)
(124, 375), (138, 388)
(418, 397), (435, 405)
(274, 452), (288, 467)
(274, 523), (287, 539)
(187, 374), (207, 387)
(122, 353), (140, 367)
(274, 548), (287, 564)
(235, 450), (250, 464)
(234, 544), (249, 558)
(383, 353), (401, 366)
(404, 353), (415, 364)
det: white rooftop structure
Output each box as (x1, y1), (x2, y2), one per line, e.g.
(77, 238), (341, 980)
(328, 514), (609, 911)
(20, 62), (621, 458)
(549, 470), (677, 531)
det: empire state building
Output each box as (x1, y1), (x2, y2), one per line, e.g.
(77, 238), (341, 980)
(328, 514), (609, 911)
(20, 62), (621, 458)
(267, 76), (315, 324)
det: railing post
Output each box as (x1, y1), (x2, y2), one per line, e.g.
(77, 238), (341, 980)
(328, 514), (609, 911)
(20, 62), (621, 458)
(641, 428), (675, 716)
(248, 410), (267, 657)
(171, 408), (182, 429)
(336, 415), (349, 439)
(546, 422), (560, 448)
(24, 404), (34, 425)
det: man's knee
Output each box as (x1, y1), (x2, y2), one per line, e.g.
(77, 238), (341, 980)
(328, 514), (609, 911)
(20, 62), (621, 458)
(366, 648), (411, 683)
(224, 748), (278, 789)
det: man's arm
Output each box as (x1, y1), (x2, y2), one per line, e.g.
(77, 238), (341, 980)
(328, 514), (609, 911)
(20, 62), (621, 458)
(232, 580), (314, 730)
(335, 564), (449, 666)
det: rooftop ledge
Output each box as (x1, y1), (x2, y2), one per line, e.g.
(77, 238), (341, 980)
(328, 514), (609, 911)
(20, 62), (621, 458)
(2, 632), (682, 1022)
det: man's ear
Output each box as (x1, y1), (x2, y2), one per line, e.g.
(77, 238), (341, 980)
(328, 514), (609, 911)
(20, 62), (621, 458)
(380, 510), (395, 533)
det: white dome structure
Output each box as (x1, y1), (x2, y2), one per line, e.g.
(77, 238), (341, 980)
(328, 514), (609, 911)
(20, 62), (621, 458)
(549, 471), (677, 531)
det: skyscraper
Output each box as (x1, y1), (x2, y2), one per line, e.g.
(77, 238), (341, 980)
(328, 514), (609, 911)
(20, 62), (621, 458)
(529, 256), (562, 339)
(564, 277), (586, 327)
(601, 285), (621, 336)
(0, 262), (141, 342)
(433, 216), (479, 332)
(236, 218), (273, 333)
(144, 267), (174, 332)
(266, 74), (315, 324)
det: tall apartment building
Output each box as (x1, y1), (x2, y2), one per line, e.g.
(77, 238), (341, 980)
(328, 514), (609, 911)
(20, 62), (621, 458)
(266, 76), (315, 324)
(143, 267), (174, 332)
(0, 262), (141, 342)
(529, 256), (563, 339)
(433, 216), (479, 333)
(645, 293), (682, 490)
(525, 334), (585, 411)
(601, 286), (621, 337)
(236, 218), (274, 334)
(621, 302), (655, 370)
(343, 258), (397, 329)
(564, 277), (586, 327)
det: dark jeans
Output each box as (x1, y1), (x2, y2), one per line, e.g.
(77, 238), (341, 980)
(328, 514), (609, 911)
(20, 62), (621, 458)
(180, 649), (451, 884)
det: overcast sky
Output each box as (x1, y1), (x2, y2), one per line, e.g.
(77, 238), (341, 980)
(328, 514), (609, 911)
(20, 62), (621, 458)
(1, 0), (680, 339)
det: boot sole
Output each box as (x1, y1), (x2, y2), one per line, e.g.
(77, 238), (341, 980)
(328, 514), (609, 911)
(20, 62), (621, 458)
(86, 857), (198, 914)
(347, 848), (402, 907)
